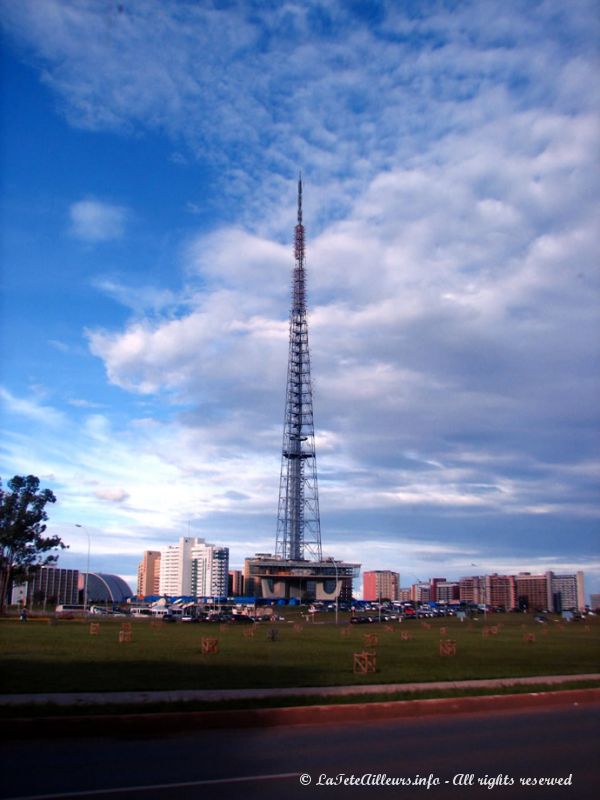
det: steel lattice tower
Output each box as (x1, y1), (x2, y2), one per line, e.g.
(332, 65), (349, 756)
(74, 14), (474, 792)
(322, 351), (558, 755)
(275, 177), (322, 562)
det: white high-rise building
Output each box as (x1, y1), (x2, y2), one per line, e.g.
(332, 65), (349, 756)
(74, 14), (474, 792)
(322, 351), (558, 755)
(191, 540), (229, 597)
(159, 537), (195, 596)
(158, 537), (229, 597)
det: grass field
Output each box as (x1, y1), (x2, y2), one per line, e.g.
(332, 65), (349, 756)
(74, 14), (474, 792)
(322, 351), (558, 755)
(1, 613), (598, 695)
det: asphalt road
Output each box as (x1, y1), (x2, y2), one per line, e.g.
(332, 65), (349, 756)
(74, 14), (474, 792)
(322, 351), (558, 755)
(1, 703), (598, 800)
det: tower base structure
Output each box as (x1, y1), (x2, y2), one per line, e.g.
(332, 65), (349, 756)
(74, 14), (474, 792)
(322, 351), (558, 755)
(244, 555), (360, 603)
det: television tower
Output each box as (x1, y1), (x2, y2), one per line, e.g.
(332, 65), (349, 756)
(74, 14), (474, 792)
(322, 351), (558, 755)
(275, 176), (323, 561)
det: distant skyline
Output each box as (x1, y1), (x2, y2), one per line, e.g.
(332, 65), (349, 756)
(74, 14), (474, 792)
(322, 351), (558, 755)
(1, 1), (599, 596)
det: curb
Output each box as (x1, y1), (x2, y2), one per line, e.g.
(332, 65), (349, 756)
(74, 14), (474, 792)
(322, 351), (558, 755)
(2, 673), (599, 707)
(2, 688), (599, 739)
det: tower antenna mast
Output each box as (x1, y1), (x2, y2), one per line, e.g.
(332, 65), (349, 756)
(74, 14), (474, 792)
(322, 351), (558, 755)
(275, 176), (322, 561)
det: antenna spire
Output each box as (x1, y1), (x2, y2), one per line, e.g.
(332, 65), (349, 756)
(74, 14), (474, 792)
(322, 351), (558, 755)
(294, 173), (305, 265)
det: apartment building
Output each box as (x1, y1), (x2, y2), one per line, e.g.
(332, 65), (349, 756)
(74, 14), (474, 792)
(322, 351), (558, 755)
(190, 540), (229, 597)
(229, 569), (244, 596)
(411, 581), (432, 603)
(435, 581), (460, 604)
(546, 570), (585, 612)
(515, 572), (548, 611)
(136, 550), (161, 597)
(485, 574), (516, 610)
(158, 537), (229, 597)
(363, 570), (400, 601)
(459, 575), (486, 605)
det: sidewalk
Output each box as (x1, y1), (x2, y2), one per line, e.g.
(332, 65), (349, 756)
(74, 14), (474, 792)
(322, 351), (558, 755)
(1, 673), (599, 707)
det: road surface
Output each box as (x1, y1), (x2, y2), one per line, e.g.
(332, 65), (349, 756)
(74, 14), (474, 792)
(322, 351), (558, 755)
(1, 703), (598, 799)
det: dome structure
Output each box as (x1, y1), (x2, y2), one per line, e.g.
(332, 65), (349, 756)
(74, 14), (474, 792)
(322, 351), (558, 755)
(83, 573), (133, 603)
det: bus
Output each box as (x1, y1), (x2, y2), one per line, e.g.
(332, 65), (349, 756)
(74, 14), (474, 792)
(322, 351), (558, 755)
(54, 604), (86, 616)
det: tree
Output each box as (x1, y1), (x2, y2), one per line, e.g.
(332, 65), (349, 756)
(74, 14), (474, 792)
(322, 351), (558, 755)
(0, 475), (65, 613)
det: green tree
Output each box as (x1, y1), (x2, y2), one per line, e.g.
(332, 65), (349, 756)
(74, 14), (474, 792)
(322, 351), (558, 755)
(0, 475), (65, 613)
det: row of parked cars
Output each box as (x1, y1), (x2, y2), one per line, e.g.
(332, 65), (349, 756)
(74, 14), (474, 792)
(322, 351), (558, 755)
(165, 612), (282, 624)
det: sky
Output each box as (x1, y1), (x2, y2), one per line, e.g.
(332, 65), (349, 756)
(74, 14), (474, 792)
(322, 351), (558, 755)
(1, 0), (599, 599)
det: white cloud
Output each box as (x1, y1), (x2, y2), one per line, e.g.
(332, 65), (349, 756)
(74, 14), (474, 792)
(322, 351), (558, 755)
(93, 487), (130, 504)
(4, 0), (596, 229)
(81, 85), (600, 522)
(2, 0), (599, 593)
(1, 389), (281, 540)
(0, 386), (65, 428)
(67, 398), (104, 409)
(86, 227), (292, 399)
(69, 199), (127, 242)
(93, 279), (178, 315)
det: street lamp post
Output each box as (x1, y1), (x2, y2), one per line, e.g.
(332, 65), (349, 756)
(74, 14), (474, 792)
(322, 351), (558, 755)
(483, 576), (487, 621)
(326, 556), (340, 625)
(334, 560), (339, 626)
(76, 524), (90, 614)
(471, 564), (487, 620)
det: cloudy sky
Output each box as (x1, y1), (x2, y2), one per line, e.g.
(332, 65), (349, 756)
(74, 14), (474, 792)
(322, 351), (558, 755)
(1, 0), (599, 598)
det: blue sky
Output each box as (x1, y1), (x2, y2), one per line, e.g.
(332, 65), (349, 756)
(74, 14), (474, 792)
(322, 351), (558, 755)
(1, 0), (599, 598)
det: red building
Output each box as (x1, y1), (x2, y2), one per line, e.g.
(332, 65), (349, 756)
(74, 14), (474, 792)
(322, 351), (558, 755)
(228, 569), (243, 596)
(485, 574), (516, 610)
(363, 570), (400, 601)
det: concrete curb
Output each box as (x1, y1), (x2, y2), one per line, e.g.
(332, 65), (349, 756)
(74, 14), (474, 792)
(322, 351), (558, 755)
(2, 688), (599, 739)
(1, 673), (599, 707)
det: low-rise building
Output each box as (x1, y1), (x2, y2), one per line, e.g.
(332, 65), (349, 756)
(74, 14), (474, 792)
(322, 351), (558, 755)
(244, 554), (359, 602)
(11, 566), (80, 607)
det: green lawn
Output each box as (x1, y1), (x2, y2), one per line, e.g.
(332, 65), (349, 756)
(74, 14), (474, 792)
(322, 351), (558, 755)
(1, 614), (598, 694)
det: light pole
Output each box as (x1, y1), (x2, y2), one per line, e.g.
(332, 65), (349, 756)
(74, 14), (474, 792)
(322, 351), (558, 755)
(334, 560), (339, 626)
(326, 556), (340, 625)
(471, 564), (487, 620)
(483, 577), (487, 620)
(76, 524), (90, 614)
(412, 576), (424, 616)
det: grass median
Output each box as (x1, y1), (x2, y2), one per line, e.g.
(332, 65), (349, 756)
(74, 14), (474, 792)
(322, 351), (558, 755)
(1, 612), (598, 696)
(2, 680), (600, 722)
